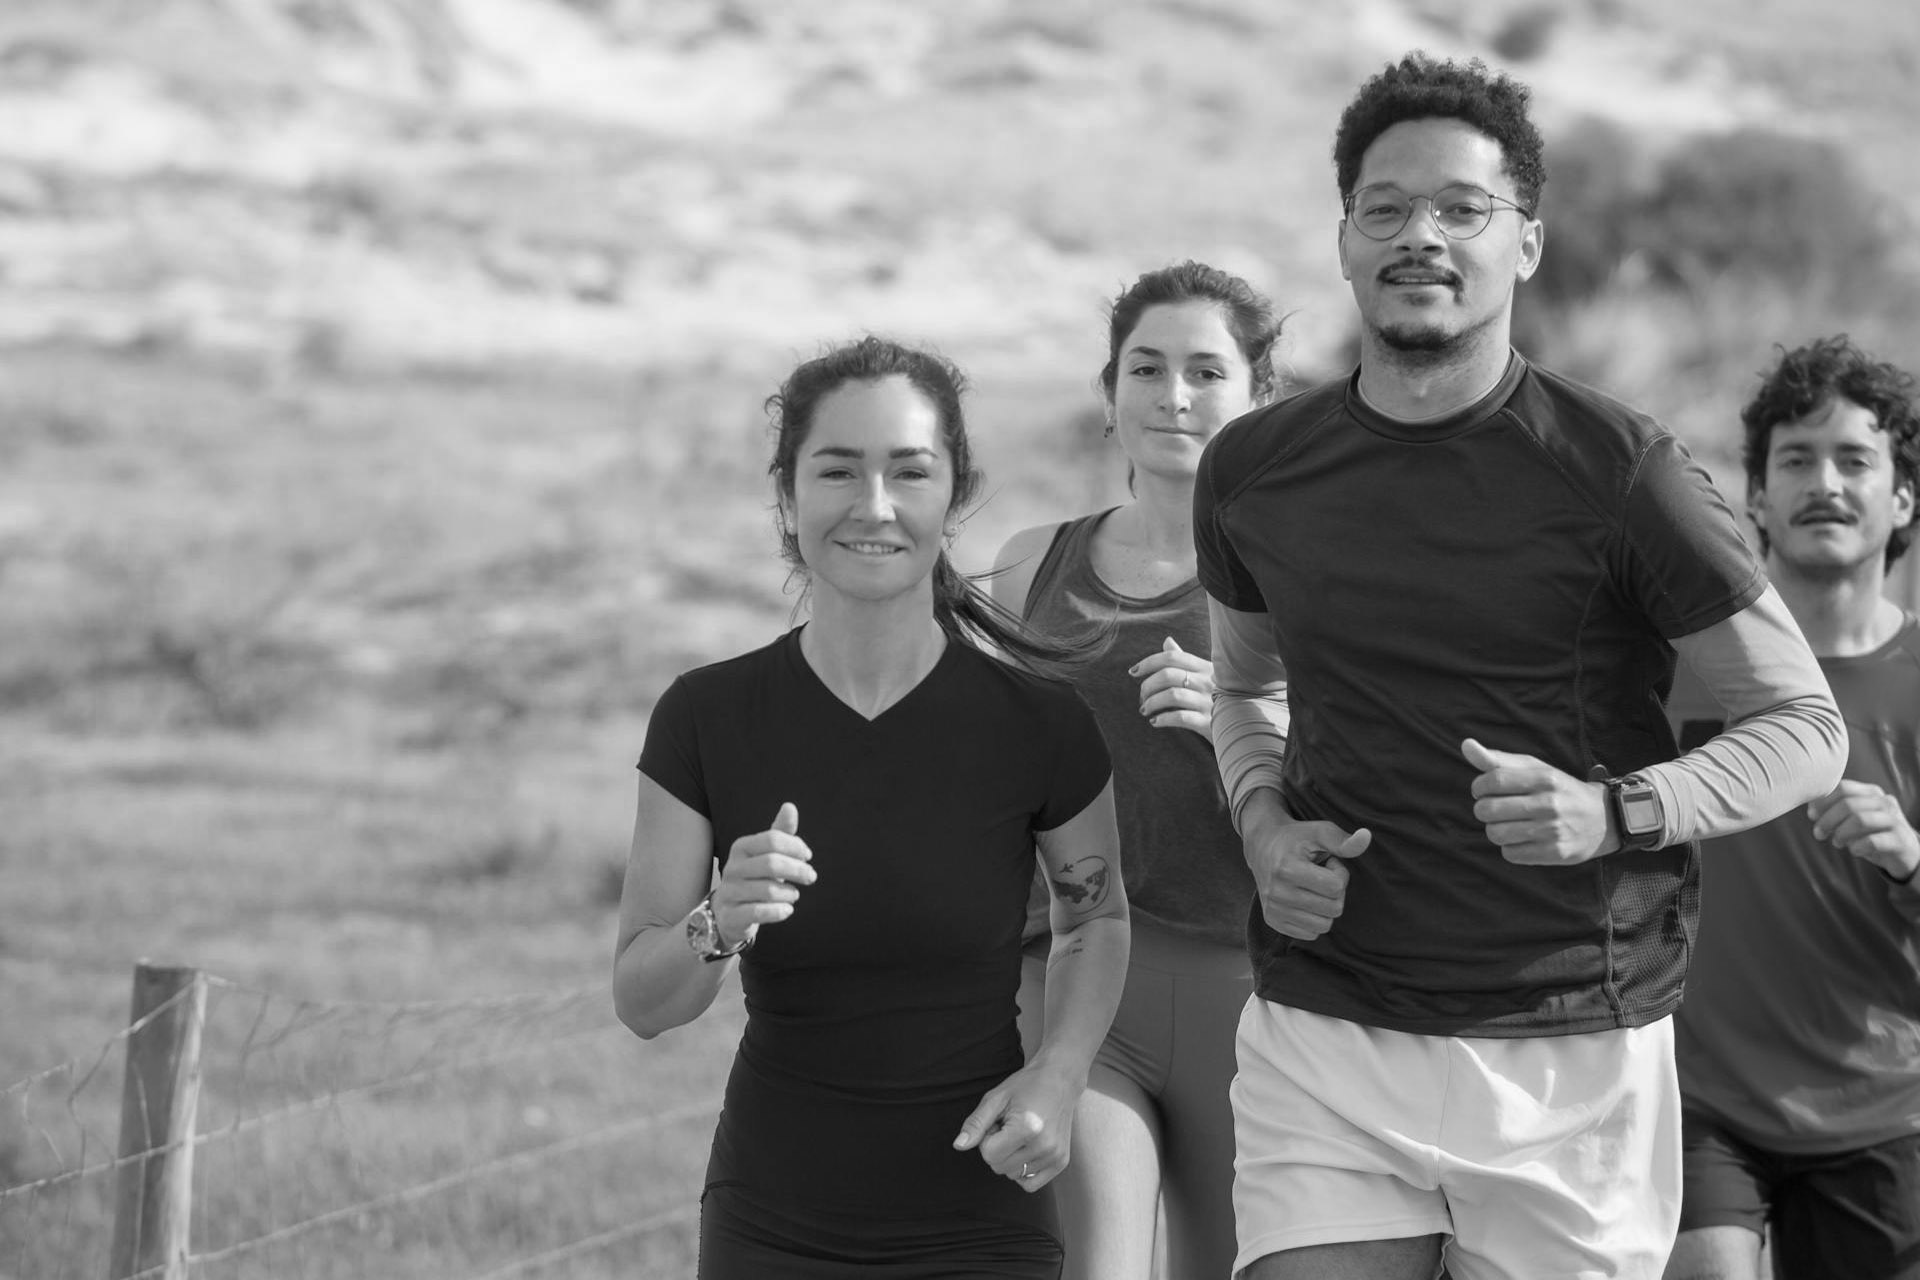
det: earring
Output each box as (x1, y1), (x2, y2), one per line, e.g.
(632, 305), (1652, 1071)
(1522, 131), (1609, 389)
(1103, 417), (1115, 438)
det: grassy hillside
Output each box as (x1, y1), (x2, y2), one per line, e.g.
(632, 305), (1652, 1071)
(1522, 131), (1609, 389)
(4, 0), (1919, 1273)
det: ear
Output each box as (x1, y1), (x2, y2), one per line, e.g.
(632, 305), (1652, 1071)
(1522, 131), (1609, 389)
(1746, 474), (1771, 528)
(1514, 216), (1544, 283)
(1336, 220), (1352, 282)
(1896, 477), (1917, 531)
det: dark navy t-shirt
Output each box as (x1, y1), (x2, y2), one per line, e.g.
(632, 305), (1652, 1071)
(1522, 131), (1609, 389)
(640, 628), (1111, 1223)
(1194, 355), (1763, 1036)
(1672, 616), (1920, 1152)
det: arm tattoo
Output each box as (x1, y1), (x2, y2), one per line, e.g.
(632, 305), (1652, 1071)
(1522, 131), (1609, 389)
(1049, 856), (1111, 914)
(1046, 939), (1088, 970)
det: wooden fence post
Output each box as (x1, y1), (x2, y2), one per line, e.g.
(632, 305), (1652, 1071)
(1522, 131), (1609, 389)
(108, 963), (206, 1280)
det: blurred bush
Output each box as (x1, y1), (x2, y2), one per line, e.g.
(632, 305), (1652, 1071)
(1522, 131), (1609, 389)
(1517, 118), (1911, 361)
(1500, 115), (1920, 501)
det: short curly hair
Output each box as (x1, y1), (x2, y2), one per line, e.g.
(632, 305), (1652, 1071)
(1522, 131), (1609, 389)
(1333, 52), (1546, 213)
(1741, 334), (1920, 566)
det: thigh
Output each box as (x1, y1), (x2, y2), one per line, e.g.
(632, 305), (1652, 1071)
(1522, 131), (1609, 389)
(1054, 1064), (1163, 1280)
(1663, 1228), (1764, 1280)
(1774, 1133), (1920, 1280)
(1161, 964), (1254, 1280)
(1231, 1000), (1452, 1274)
(700, 1184), (1065, 1280)
(1442, 1018), (1682, 1280)
(1677, 1110), (1775, 1236)
(1241, 1234), (1446, 1280)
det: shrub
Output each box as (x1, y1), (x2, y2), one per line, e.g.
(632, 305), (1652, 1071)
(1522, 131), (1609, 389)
(1516, 119), (1910, 355)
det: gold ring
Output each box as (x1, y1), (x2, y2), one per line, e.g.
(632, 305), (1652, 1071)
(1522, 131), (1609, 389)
(1020, 1162), (1036, 1179)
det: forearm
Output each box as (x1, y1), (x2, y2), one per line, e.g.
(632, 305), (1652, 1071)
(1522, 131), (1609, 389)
(612, 917), (731, 1040)
(1655, 588), (1846, 844)
(1644, 693), (1846, 844)
(1214, 696), (1289, 832)
(1207, 597), (1291, 833)
(1033, 915), (1130, 1084)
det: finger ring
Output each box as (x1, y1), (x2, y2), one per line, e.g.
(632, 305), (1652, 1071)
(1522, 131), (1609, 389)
(1020, 1162), (1036, 1180)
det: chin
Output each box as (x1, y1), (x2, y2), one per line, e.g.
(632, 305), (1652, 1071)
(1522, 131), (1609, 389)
(1376, 320), (1457, 354)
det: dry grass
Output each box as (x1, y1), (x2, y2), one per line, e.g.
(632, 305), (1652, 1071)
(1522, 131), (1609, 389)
(5, 0), (1920, 1274)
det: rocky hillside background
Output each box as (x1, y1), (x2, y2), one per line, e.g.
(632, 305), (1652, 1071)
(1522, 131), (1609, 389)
(4, 0), (1915, 385)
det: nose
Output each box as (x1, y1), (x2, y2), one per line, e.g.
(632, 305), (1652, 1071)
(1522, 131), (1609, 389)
(853, 474), (895, 522)
(1161, 373), (1191, 412)
(1394, 198), (1448, 252)
(1810, 458), (1844, 495)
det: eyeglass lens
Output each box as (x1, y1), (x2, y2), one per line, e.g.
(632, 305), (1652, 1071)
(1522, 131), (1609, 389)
(1348, 185), (1500, 240)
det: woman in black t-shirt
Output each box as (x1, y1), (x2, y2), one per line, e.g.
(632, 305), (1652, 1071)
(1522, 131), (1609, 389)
(615, 336), (1130, 1279)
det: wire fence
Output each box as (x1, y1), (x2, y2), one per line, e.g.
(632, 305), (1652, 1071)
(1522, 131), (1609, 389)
(0, 967), (740, 1279)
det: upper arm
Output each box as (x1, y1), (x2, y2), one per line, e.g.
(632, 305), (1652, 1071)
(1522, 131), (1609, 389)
(989, 523), (1062, 616)
(616, 773), (717, 956)
(1671, 584), (1834, 724)
(1035, 780), (1126, 930)
(1208, 595), (1288, 695)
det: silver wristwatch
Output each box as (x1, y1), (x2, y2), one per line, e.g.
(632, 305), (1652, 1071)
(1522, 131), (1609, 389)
(685, 893), (754, 963)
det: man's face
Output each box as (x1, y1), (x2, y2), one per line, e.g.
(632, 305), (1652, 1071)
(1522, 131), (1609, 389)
(1338, 118), (1542, 356)
(1751, 397), (1915, 577)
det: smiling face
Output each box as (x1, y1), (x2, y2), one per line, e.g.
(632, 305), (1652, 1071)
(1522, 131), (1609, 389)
(1110, 300), (1258, 484)
(1338, 117), (1542, 358)
(783, 375), (955, 609)
(1751, 397), (1916, 579)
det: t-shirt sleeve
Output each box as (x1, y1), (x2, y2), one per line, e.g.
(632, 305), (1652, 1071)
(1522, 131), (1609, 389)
(1193, 431), (1269, 612)
(636, 676), (710, 818)
(1621, 433), (1765, 638)
(1036, 687), (1113, 832)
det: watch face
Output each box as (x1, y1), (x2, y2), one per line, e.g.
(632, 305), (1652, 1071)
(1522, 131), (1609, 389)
(686, 904), (717, 956)
(1621, 788), (1661, 834)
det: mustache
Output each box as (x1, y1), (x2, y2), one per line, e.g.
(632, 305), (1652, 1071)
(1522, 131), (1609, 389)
(1792, 502), (1856, 524)
(1377, 260), (1461, 287)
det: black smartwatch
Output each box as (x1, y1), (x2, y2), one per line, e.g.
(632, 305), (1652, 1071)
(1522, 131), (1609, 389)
(1604, 773), (1666, 852)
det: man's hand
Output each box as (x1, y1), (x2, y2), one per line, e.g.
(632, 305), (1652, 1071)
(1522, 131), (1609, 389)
(1809, 782), (1920, 883)
(1463, 738), (1614, 865)
(1242, 798), (1371, 940)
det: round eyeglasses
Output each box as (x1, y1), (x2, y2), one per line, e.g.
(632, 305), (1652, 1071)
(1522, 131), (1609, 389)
(1343, 183), (1534, 241)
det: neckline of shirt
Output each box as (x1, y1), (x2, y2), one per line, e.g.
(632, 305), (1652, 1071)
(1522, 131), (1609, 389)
(1346, 351), (1527, 443)
(1079, 508), (1204, 610)
(784, 623), (959, 726)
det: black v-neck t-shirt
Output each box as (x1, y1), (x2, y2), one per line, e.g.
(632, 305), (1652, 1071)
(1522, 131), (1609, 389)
(641, 628), (1110, 1225)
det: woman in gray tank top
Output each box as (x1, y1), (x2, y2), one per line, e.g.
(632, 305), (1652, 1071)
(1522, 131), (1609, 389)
(990, 262), (1285, 1280)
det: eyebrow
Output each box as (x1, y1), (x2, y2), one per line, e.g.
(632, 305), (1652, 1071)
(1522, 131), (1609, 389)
(1774, 441), (1881, 456)
(808, 445), (940, 459)
(1126, 344), (1230, 364)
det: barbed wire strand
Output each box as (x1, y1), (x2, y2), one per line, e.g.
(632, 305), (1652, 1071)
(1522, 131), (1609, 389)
(113, 1098), (721, 1278)
(2, 987), (628, 1203)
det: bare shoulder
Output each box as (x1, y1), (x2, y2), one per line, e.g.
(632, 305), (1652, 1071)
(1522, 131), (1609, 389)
(989, 521), (1065, 614)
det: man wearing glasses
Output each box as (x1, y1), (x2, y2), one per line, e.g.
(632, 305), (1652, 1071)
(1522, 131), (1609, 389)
(1193, 53), (1846, 1279)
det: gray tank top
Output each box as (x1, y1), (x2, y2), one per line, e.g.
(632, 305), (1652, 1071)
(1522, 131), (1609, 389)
(1021, 510), (1253, 948)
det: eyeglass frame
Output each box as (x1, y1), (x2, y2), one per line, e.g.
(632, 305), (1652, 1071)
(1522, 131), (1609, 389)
(1341, 183), (1536, 242)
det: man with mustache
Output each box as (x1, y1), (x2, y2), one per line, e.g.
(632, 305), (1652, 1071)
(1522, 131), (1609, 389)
(1192, 54), (1847, 1279)
(1663, 336), (1920, 1280)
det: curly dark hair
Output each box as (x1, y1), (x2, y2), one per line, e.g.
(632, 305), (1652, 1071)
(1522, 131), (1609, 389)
(1332, 52), (1546, 213)
(1741, 334), (1920, 566)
